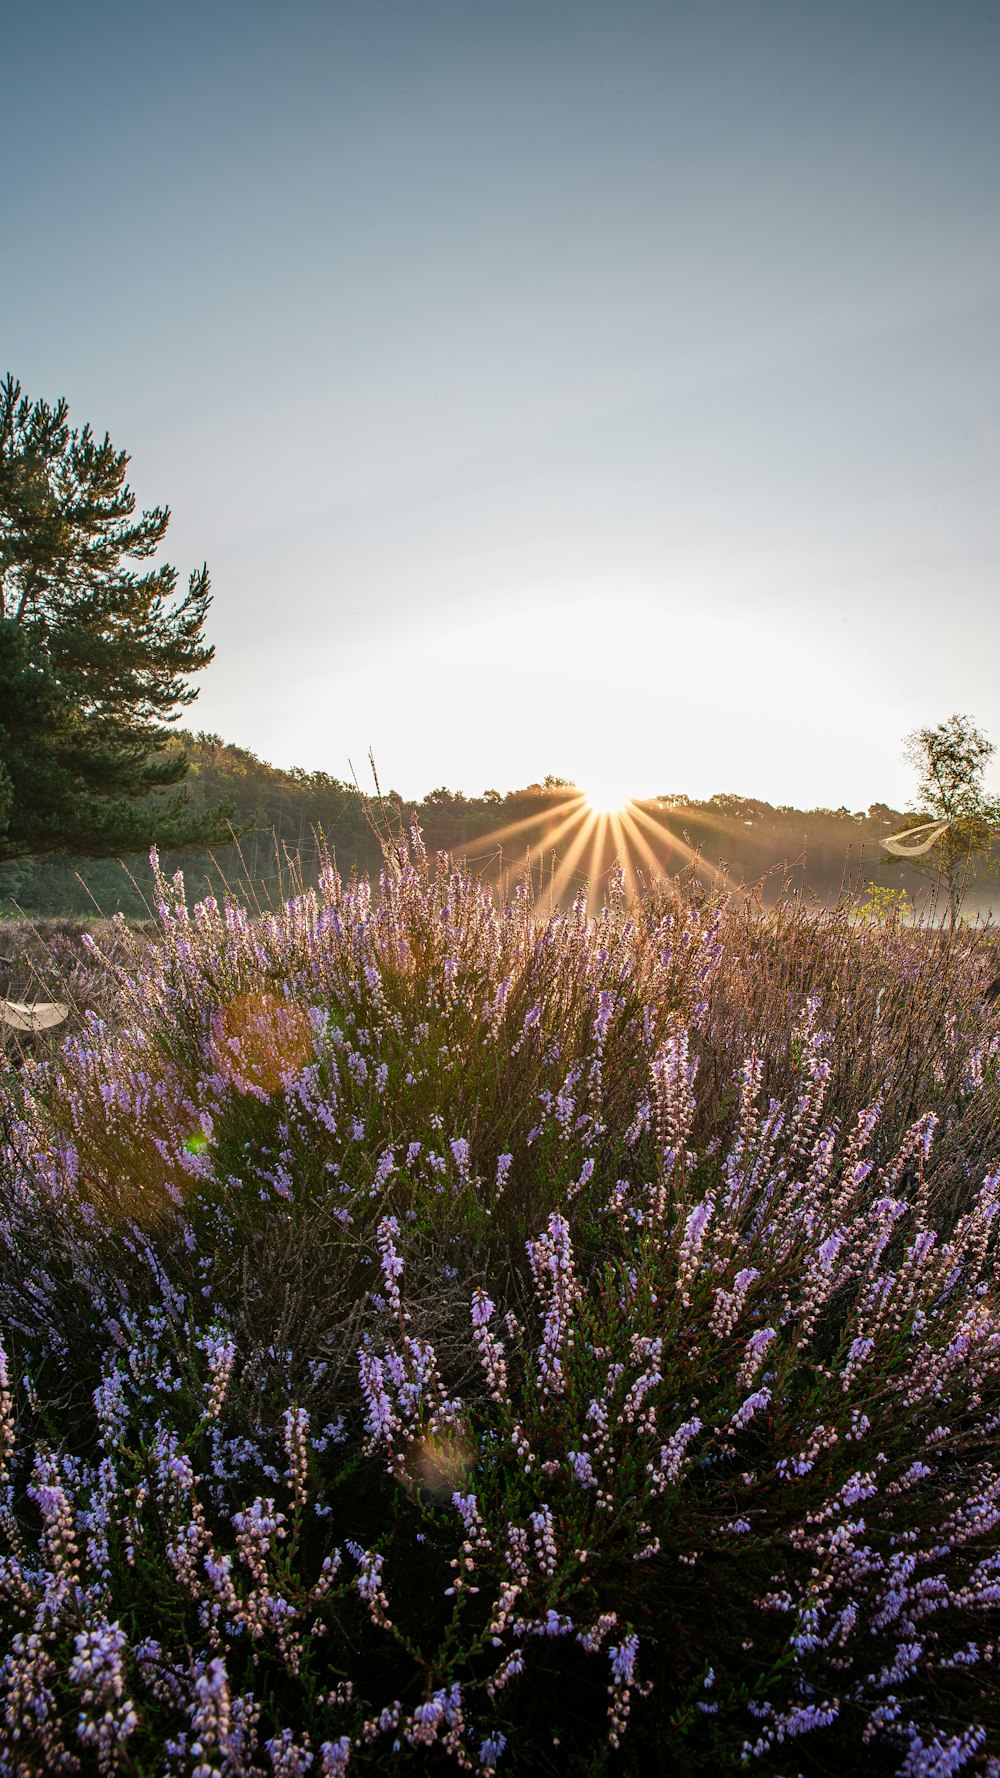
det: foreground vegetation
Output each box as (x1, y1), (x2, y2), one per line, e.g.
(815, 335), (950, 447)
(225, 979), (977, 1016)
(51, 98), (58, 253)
(1, 836), (999, 1774)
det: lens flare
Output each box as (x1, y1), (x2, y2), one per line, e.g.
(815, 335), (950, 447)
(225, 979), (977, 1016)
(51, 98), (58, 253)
(210, 992), (315, 1097)
(408, 1428), (474, 1498)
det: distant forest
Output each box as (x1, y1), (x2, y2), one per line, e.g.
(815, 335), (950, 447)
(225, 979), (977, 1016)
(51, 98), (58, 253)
(0, 730), (948, 920)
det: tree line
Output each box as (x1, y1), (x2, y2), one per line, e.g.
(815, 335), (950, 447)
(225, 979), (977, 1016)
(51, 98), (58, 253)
(2, 374), (997, 923)
(0, 728), (938, 919)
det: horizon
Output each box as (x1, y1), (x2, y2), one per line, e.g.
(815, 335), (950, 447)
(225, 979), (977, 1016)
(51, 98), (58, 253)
(5, 1), (1000, 810)
(183, 727), (913, 818)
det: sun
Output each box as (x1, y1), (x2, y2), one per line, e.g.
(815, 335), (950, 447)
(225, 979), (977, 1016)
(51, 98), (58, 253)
(582, 778), (635, 817)
(455, 774), (711, 912)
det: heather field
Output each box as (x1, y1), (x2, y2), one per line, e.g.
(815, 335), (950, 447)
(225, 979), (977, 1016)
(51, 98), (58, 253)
(1, 834), (1000, 1776)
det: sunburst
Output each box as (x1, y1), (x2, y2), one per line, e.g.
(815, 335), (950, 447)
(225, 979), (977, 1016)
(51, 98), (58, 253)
(453, 782), (720, 912)
(582, 777), (636, 817)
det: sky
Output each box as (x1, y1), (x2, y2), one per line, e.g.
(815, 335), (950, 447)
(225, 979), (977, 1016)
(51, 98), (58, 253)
(4, 0), (1000, 811)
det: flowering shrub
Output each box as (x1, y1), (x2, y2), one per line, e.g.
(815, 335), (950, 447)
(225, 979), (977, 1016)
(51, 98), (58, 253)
(1, 831), (999, 1774)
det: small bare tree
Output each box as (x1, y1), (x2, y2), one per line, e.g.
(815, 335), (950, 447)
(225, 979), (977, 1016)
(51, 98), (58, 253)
(900, 714), (1000, 931)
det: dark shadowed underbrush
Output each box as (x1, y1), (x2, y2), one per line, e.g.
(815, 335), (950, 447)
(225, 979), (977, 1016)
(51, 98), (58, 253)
(1, 834), (999, 1775)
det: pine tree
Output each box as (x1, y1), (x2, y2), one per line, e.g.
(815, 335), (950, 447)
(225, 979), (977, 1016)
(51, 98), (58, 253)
(0, 374), (238, 862)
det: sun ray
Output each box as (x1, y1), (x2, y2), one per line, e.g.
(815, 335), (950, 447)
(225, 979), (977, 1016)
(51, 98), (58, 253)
(627, 799), (723, 886)
(607, 811), (642, 901)
(457, 793), (587, 862)
(617, 805), (669, 883)
(444, 781), (729, 914)
(515, 798), (594, 877)
(582, 811), (610, 912)
(537, 806), (598, 911)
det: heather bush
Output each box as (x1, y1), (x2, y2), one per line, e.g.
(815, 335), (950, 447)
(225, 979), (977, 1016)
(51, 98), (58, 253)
(0, 832), (999, 1775)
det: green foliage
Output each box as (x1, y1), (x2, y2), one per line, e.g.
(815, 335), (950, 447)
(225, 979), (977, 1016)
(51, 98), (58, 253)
(0, 374), (237, 863)
(858, 881), (910, 926)
(0, 619), (237, 864)
(901, 714), (1000, 930)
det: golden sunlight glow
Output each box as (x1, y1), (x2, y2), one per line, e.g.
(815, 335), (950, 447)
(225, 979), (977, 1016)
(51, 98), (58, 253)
(582, 778), (635, 817)
(455, 779), (720, 916)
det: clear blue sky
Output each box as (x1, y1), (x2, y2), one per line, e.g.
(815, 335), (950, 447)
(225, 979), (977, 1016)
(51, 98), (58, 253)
(5, 0), (1000, 808)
